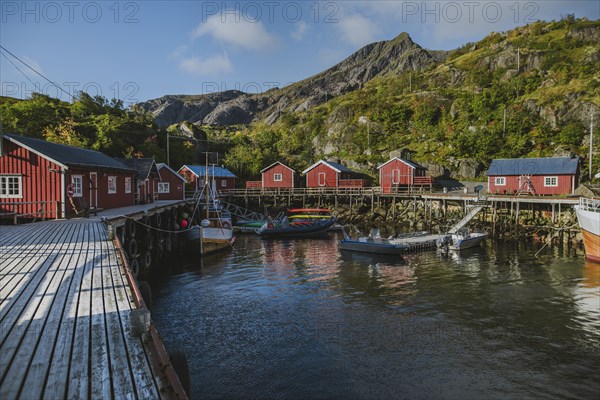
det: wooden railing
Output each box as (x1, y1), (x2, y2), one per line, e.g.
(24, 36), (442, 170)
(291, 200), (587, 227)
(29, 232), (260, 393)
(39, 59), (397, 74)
(339, 179), (366, 188)
(245, 181), (262, 188)
(0, 201), (59, 224)
(413, 176), (433, 186)
(217, 186), (434, 197)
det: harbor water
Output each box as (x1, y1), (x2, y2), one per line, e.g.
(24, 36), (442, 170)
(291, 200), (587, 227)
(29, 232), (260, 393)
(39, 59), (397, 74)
(152, 235), (600, 400)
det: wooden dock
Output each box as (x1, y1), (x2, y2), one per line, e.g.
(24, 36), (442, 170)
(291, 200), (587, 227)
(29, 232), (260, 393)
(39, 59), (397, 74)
(0, 219), (186, 399)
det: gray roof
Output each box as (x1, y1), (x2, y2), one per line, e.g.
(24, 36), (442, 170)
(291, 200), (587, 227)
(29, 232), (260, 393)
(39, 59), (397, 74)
(324, 160), (354, 173)
(115, 158), (159, 180)
(5, 133), (132, 171)
(487, 157), (580, 176)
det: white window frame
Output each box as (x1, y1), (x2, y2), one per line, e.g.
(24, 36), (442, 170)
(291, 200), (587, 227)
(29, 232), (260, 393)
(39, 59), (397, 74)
(392, 169), (401, 184)
(108, 176), (117, 194)
(221, 179), (227, 187)
(125, 177), (132, 194)
(273, 173), (283, 182)
(71, 175), (83, 197)
(0, 175), (23, 198)
(157, 182), (170, 193)
(494, 177), (506, 186)
(544, 176), (558, 187)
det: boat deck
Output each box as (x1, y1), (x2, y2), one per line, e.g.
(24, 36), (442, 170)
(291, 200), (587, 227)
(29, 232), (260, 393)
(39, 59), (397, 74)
(0, 220), (170, 399)
(389, 234), (449, 251)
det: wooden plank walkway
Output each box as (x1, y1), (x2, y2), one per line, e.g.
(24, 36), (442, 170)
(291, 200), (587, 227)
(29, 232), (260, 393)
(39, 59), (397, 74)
(0, 220), (170, 399)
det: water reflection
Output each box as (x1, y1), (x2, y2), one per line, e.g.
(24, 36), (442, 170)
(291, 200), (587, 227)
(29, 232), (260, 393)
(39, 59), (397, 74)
(153, 235), (600, 400)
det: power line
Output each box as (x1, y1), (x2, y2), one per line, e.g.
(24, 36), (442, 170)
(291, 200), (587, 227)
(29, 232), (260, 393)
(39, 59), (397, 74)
(0, 51), (38, 88)
(0, 45), (73, 100)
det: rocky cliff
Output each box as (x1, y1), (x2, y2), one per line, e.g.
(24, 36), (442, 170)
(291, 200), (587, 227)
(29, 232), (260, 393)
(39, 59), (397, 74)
(135, 33), (440, 127)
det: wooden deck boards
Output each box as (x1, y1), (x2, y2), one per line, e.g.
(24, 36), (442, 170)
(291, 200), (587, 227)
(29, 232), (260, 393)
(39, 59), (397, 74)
(0, 220), (165, 399)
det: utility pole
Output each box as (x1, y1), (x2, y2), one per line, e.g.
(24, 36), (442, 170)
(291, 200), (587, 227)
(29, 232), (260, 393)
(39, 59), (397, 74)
(591, 113), (594, 180)
(166, 131), (170, 166)
(517, 47), (520, 72)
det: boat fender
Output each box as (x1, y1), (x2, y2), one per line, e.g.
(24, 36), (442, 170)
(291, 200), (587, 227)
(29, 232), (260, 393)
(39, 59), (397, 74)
(128, 239), (138, 259)
(138, 280), (152, 308)
(168, 348), (191, 397)
(141, 251), (152, 275)
(222, 221), (231, 230)
(127, 219), (136, 238)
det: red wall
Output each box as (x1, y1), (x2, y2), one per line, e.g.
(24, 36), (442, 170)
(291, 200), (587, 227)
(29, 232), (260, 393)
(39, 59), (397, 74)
(306, 164), (339, 187)
(488, 174), (576, 195)
(179, 167), (236, 191)
(379, 159), (419, 193)
(157, 167), (185, 200)
(0, 140), (63, 219)
(66, 168), (136, 214)
(262, 164), (295, 188)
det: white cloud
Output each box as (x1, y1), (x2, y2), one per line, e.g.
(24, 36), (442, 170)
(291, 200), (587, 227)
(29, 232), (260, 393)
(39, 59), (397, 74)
(291, 21), (308, 41)
(337, 14), (381, 47)
(179, 54), (233, 76)
(20, 55), (43, 77)
(192, 13), (276, 50)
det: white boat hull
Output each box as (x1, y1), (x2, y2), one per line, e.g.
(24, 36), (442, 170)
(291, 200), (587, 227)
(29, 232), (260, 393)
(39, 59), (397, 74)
(575, 198), (600, 263)
(448, 232), (488, 251)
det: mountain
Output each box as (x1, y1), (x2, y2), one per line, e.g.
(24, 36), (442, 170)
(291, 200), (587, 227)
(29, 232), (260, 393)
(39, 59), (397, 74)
(135, 32), (441, 127)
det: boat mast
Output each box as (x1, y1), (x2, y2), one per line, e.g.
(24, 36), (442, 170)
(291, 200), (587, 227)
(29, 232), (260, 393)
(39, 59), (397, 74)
(590, 113), (594, 180)
(205, 153), (210, 220)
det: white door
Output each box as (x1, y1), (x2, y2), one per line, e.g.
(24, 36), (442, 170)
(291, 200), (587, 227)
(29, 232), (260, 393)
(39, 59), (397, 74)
(318, 173), (326, 186)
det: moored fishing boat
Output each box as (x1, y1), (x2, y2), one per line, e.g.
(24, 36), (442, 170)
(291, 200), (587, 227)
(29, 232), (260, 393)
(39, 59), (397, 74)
(256, 217), (335, 239)
(575, 197), (600, 263)
(447, 231), (488, 251)
(340, 227), (408, 255)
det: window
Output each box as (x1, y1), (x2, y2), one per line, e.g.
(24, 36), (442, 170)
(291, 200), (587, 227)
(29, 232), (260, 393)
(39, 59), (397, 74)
(125, 177), (132, 194)
(273, 173), (283, 182)
(221, 180), (227, 187)
(544, 176), (558, 187)
(494, 177), (506, 186)
(108, 176), (117, 194)
(0, 175), (22, 198)
(157, 182), (170, 193)
(71, 175), (83, 197)
(392, 169), (400, 184)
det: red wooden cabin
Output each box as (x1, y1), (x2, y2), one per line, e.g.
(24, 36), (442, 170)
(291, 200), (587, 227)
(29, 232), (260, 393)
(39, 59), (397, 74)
(260, 161), (296, 188)
(487, 157), (580, 196)
(156, 163), (186, 200)
(178, 165), (237, 191)
(378, 157), (431, 193)
(0, 133), (136, 219)
(116, 158), (160, 204)
(302, 160), (367, 188)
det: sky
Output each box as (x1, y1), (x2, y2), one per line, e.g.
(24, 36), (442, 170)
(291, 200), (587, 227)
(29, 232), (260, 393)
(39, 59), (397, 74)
(1, 1), (599, 104)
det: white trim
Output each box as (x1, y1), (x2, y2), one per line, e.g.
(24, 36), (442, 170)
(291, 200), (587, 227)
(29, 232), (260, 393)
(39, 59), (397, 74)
(318, 172), (326, 186)
(377, 157), (418, 170)
(71, 175), (83, 197)
(157, 182), (170, 193)
(5, 135), (69, 170)
(261, 161), (295, 173)
(544, 176), (558, 187)
(125, 177), (132, 194)
(273, 173), (283, 182)
(392, 169), (401, 184)
(61, 170), (66, 218)
(302, 160), (340, 174)
(494, 177), (506, 186)
(177, 165), (200, 178)
(0, 175), (23, 198)
(291, 171), (295, 188)
(158, 163), (187, 182)
(108, 176), (117, 194)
